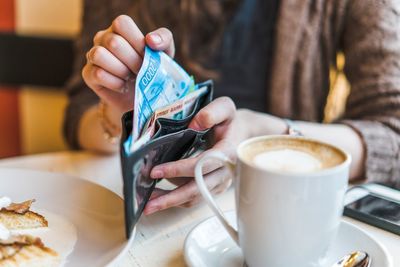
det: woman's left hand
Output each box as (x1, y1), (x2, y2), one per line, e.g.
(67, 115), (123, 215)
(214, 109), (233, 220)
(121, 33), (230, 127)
(143, 97), (249, 215)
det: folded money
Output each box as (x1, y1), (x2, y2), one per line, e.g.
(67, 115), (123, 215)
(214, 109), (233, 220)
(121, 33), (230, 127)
(125, 46), (202, 153)
(131, 85), (208, 151)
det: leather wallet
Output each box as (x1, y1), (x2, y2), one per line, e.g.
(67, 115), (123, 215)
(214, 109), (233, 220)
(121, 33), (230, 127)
(120, 80), (214, 238)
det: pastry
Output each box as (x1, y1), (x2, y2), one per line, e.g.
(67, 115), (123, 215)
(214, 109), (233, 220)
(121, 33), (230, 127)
(0, 235), (60, 267)
(0, 200), (48, 230)
(0, 198), (60, 267)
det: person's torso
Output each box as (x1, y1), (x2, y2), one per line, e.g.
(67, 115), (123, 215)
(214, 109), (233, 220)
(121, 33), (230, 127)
(212, 0), (280, 112)
(127, 0), (347, 121)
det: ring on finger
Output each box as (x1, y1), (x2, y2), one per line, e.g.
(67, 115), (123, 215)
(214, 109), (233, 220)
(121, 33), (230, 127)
(120, 75), (136, 93)
(120, 83), (129, 94)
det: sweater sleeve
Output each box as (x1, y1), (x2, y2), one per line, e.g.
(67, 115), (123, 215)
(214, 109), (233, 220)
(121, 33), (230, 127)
(341, 0), (400, 188)
(63, 0), (132, 149)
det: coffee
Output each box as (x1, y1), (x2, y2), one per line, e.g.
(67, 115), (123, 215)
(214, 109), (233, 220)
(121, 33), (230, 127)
(254, 149), (322, 173)
(240, 136), (346, 173)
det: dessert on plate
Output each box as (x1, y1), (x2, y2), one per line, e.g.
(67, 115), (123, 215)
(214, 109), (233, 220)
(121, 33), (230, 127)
(0, 199), (48, 230)
(0, 197), (60, 267)
(0, 235), (59, 267)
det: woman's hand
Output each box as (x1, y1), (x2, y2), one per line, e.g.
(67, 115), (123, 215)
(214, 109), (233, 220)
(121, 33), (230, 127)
(82, 15), (175, 115)
(143, 97), (251, 215)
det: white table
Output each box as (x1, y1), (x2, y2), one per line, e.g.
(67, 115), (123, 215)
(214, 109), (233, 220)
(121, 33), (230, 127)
(0, 151), (399, 266)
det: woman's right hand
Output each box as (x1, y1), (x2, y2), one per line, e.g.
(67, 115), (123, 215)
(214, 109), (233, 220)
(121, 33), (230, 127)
(82, 15), (175, 115)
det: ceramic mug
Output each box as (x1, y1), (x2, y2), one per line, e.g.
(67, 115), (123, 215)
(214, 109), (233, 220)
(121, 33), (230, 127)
(194, 135), (351, 267)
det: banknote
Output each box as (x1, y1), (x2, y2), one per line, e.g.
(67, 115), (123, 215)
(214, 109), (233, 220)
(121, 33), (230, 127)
(130, 85), (208, 151)
(132, 46), (194, 143)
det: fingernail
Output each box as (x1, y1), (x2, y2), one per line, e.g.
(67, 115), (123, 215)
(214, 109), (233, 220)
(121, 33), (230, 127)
(151, 169), (164, 179)
(149, 32), (162, 44)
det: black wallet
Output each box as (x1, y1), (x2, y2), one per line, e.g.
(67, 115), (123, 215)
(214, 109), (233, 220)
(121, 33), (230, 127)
(120, 80), (214, 238)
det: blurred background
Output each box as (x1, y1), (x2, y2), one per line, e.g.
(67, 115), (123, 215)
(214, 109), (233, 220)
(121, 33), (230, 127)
(0, 0), (350, 159)
(0, 0), (81, 158)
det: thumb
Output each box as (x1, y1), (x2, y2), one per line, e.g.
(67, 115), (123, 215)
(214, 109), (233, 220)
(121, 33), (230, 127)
(189, 97), (236, 131)
(188, 109), (214, 131)
(145, 27), (175, 57)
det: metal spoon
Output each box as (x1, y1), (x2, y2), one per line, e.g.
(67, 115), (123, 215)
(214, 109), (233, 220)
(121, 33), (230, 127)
(331, 251), (371, 267)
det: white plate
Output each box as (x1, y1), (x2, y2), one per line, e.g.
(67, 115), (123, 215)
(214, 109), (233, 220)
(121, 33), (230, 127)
(0, 168), (134, 267)
(184, 210), (392, 267)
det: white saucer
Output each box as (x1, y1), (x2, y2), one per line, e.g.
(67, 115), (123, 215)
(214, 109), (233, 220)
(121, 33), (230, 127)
(184, 210), (392, 267)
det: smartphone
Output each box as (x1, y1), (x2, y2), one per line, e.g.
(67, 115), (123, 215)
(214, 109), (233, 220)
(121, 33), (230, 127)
(344, 183), (400, 236)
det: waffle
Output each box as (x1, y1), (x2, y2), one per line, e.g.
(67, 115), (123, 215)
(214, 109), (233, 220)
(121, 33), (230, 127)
(0, 235), (60, 267)
(0, 199), (59, 266)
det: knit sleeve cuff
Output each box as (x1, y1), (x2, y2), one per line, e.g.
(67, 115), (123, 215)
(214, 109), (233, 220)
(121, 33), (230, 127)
(342, 120), (400, 188)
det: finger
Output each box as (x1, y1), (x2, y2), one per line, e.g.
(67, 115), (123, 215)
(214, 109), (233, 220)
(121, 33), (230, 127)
(144, 168), (231, 215)
(166, 177), (192, 187)
(179, 183), (227, 208)
(87, 46), (131, 79)
(99, 32), (143, 74)
(188, 97), (236, 131)
(145, 27), (175, 57)
(179, 169), (232, 208)
(111, 15), (145, 56)
(93, 29), (108, 46)
(144, 179), (200, 215)
(150, 138), (236, 179)
(150, 154), (223, 179)
(82, 64), (125, 92)
(82, 65), (134, 113)
(179, 197), (202, 208)
(149, 188), (170, 201)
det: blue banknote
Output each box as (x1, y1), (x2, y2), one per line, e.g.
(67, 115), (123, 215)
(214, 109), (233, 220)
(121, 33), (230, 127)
(124, 46), (196, 153)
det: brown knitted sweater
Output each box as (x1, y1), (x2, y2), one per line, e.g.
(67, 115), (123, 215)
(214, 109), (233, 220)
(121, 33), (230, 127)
(64, 0), (400, 188)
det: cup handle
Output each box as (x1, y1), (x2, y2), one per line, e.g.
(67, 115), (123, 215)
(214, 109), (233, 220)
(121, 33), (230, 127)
(194, 151), (239, 244)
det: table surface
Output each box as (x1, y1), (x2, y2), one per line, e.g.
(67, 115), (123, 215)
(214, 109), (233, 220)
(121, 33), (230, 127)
(0, 151), (399, 267)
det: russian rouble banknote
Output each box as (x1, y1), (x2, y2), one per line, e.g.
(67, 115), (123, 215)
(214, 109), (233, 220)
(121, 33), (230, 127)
(125, 46), (206, 153)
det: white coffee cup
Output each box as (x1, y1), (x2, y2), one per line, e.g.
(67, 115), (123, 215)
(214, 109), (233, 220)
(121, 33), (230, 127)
(194, 135), (351, 267)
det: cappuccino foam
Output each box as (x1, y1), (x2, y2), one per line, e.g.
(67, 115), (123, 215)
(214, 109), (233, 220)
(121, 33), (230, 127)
(254, 149), (322, 173)
(240, 137), (346, 173)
